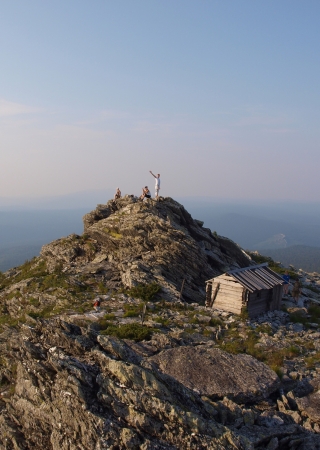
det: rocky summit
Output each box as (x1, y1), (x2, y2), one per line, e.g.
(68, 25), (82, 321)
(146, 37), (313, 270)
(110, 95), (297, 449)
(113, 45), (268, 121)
(1, 196), (320, 449)
(43, 196), (251, 302)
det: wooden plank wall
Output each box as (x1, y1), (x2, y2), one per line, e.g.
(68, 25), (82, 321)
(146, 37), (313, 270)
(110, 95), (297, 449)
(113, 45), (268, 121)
(212, 277), (244, 315)
(247, 289), (270, 317)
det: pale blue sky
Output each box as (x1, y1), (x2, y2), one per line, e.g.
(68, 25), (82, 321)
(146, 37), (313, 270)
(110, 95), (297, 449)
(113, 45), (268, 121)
(1, 1), (319, 202)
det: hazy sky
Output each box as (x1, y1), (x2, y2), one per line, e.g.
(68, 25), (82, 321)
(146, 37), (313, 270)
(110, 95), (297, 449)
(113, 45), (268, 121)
(1, 1), (319, 202)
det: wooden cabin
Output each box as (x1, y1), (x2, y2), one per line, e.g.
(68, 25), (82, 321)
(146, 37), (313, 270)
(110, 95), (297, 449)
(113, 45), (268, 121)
(205, 263), (284, 318)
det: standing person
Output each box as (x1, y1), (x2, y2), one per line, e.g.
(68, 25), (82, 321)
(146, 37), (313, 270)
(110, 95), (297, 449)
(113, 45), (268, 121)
(291, 279), (302, 305)
(282, 270), (290, 297)
(114, 187), (121, 200)
(149, 170), (160, 199)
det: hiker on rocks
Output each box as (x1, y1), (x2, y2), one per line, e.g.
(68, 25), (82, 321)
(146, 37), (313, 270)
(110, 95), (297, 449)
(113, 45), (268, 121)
(291, 280), (302, 305)
(149, 170), (160, 199)
(93, 298), (101, 312)
(114, 187), (121, 200)
(282, 270), (290, 297)
(140, 186), (151, 201)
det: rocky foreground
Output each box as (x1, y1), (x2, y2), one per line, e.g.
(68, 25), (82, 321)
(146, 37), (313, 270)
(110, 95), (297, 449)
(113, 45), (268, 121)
(0, 196), (320, 449)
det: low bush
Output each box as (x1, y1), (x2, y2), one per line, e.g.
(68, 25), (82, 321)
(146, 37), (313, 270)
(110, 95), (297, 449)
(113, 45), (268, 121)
(289, 311), (309, 325)
(209, 317), (223, 327)
(308, 304), (320, 323)
(154, 316), (170, 326)
(218, 327), (302, 376)
(125, 283), (161, 302)
(29, 297), (40, 307)
(123, 303), (143, 318)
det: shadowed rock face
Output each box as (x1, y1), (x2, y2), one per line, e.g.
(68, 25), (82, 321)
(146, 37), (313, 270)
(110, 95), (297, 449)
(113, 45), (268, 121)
(43, 196), (252, 303)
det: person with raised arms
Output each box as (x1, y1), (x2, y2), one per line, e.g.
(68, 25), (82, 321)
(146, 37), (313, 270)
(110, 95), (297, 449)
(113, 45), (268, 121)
(149, 170), (160, 199)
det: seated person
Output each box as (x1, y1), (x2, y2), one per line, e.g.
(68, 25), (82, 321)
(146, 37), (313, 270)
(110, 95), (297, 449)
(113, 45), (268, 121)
(140, 186), (151, 200)
(114, 187), (121, 200)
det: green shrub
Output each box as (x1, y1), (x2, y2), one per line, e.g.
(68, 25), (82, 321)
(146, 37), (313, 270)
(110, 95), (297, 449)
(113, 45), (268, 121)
(98, 313), (116, 329)
(100, 323), (152, 341)
(103, 313), (116, 321)
(123, 303), (143, 318)
(289, 311), (308, 325)
(29, 297), (40, 307)
(125, 283), (161, 302)
(209, 317), (223, 327)
(189, 316), (199, 324)
(0, 314), (20, 329)
(306, 285), (320, 294)
(7, 291), (22, 299)
(308, 304), (320, 323)
(98, 282), (109, 294)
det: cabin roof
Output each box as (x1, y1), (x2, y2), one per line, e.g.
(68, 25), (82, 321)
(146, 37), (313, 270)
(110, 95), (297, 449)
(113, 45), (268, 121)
(207, 263), (284, 293)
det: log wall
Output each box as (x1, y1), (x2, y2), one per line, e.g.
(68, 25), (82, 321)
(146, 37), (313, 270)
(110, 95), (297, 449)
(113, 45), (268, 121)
(206, 274), (283, 318)
(210, 277), (244, 315)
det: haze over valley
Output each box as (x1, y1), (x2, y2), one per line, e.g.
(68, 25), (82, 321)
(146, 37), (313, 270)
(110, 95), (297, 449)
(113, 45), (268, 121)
(1, 195), (319, 273)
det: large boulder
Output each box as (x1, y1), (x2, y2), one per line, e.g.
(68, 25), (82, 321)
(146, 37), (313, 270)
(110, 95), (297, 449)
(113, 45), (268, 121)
(148, 345), (281, 403)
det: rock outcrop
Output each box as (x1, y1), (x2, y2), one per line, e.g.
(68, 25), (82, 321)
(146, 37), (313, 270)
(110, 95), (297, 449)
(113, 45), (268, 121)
(42, 196), (251, 303)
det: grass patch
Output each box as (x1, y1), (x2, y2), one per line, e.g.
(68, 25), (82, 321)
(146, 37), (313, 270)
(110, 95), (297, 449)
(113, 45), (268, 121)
(0, 314), (21, 330)
(0, 259), (48, 290)
(100, 323), (152, 341)
(169, 302), (194, 312)
(103, 228), (122, 239)
(154, 316), (170, 326)
(29, 297), (40, 307)
(98, 282), (109, 294)
(240, 307), (249, 321)
(28, 305), (55, 319)
(218, 327), (302, 376)
(305, 352), (320, 369)
(6, 290), (22, 299)
(255, 324), (273, 335)
(37, 273), (69, 291)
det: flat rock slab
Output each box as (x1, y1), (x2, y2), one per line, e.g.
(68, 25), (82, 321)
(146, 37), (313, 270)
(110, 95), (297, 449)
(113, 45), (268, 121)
(148, 345), (280, 403)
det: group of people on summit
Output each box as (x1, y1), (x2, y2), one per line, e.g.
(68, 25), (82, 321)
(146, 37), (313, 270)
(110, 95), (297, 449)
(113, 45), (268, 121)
(113, 170), (161, 202)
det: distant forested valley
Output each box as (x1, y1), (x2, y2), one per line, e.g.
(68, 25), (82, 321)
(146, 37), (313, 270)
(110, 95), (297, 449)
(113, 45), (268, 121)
(261, 246), (320, 273)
